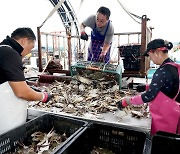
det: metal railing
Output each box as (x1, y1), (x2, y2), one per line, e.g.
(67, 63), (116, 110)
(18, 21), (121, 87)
(39, 31), (143, 69)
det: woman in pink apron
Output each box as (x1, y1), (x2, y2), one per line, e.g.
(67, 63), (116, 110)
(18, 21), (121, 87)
(116, 39), (180, 135)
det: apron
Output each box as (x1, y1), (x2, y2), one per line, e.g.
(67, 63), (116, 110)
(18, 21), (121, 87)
(88, 20), (111, 63)
(0, 45), (27, 134)
(149, 62), (180, 135)
(0, 82), (27, 135)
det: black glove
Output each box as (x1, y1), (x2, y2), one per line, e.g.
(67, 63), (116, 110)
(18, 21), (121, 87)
(116, 100), (125, 110)
(128, 82), (134, 89)
(42, 92), (52, 103)
(80, 32), (88, 41)
(136, 84), (146, 92)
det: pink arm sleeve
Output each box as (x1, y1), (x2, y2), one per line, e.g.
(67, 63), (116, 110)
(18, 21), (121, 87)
(130, 95), (144, 105)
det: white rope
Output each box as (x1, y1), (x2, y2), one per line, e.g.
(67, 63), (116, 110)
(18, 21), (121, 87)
(77, 0), (84, 15)
(116, 0), (141, 24)
(39, 0), (66, 28)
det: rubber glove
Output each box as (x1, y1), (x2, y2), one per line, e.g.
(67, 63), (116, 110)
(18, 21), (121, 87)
(41, 92), (52, 103)
(116, 97), (131, 110)
(80, 32), (88, 41)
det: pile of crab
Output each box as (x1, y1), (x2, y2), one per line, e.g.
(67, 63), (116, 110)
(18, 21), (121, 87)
(28, 71), (149, 119)
(14, 128), (67, 154)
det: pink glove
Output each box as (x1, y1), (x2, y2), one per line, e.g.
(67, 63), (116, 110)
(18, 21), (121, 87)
(41, 92), (52, 103)
(116, 97), (130, 110)
(122, 98), (129, 107)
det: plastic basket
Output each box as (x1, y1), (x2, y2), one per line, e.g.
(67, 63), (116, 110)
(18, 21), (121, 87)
(70, 62), (122, 89)
(61, 122), (147, 154)
(118, 44), (141, 57)
(151, 131), (180, 154)
(123, 57), (140, 71)
(0, 113), (88, 154)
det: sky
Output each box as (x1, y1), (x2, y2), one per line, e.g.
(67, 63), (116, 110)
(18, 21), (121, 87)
(0, 0), (179, 43)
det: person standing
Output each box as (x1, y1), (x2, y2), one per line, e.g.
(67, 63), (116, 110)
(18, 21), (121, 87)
(80, 6), (114, 63)
(116, 39), (180, 135)
(0, 27), (52, 134)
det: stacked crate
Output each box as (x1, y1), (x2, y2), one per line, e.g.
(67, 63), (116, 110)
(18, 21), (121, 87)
(118, 44), (150, 77)
(118, 44), (141, 71)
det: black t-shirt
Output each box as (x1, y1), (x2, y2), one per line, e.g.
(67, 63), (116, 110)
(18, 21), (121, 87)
(0, 37), (25, 84)
(142, 58), (180, 103)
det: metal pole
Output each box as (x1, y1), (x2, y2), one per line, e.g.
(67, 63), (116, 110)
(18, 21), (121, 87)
(63, 36), (66, 69)
(58, 36), (61, 59)
(67, 29), (72, 70)
(140, 15), (149, 76)
(46, 34), (49, 61)
(37, 27), (43, 72)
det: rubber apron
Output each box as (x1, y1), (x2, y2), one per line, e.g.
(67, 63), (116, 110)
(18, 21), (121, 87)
(149, 62), (180, 135)
(88, 20), (111, 63)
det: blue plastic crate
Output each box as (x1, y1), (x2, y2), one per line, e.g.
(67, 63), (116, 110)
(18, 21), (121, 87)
(70, 61), (122, 89)
(147, 68), (157, 79)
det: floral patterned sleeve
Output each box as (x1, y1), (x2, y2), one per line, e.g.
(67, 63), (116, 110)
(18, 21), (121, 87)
(141, 67), (170, 103)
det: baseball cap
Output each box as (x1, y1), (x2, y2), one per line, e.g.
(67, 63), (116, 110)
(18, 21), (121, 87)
(143, 39), (173, 56)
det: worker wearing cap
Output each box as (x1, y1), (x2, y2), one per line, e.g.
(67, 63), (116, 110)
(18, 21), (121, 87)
(116, 39), (180, 135)
(0, 27), (52, 134)
(80, 6), (114, 63)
